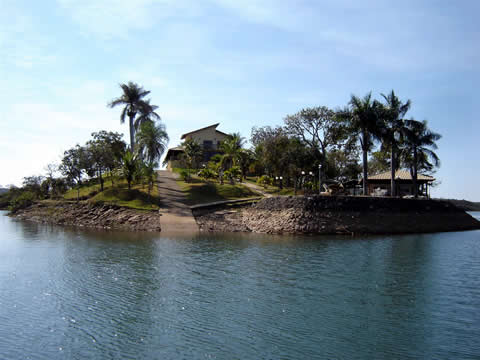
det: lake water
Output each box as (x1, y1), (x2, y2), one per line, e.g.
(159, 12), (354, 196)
(1, 211), (479, 359)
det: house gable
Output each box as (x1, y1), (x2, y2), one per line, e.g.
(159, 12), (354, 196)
(180, 123), (230, 148)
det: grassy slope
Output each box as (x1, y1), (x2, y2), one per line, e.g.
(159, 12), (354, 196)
(64, 177), (161, 211)
(176, 177), (261, 205)
(245, 177), (296, 196)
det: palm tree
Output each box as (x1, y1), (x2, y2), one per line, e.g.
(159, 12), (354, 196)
(121, 151), (137, 190)
(341, 92), (381, 195)
(182, 138), (203, 169)
(135, 121), (169, 166)
(236, 148), (255, 181)
(108, 82), (151, 152)
(134, 99), (161, 132)
(220, 132), (245, 170)
(402, 119), (441, 197)
(378, 90), (411, 197)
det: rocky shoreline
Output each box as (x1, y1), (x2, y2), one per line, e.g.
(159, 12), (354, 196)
(12, 202), (161, 231)
(8, 196), (480, 235)
(193, 196), (480, 235)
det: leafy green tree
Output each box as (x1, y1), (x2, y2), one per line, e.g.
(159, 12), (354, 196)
(284, 106), (340, 169)
(85, 140), (107, 191)
(251, 126), (289, 176)
(43, 163), (60, 198)
(402, 119), (441, 197)
(368, 150), (391, 175)
(85, 134), (122, 191)
(60, 145), (88, 201)
(378, 90), (411, 196)
(326, 149), (362, 183)
(251, 126), (315, 191)
(91, 131), (126, 186)
(236, 149), (255, 181)
(108, 82), (151, 152)
(22, 176), (44, 199)
(135, 121), (169, 166)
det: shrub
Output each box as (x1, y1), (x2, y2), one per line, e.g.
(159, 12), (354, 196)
(8, 191), (36, 213)
(198, 168), (216, 181)
(179, 169), (192, 183)
(224, 166), (242, 185)
(257, 175), (272, 189)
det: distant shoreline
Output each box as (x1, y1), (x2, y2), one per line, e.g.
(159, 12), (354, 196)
(439, 199), (480, 211)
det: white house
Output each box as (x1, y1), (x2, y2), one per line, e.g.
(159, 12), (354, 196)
(164, 123), (230, 170)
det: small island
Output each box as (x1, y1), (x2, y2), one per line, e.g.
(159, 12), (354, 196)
(2, 83), (479, 235)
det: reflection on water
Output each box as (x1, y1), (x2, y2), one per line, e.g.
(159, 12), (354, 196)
(0, 211), (479, 359)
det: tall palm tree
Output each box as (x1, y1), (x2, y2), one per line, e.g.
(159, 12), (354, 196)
(378, 90), (411, 197)
(134, 99), (161, 132)
(108, 82), (150, 152)
(135, 121), (169, 166)
(402, 119), (441, 197)
(220, 132), (245, 170)
(342, 92), (381, 195)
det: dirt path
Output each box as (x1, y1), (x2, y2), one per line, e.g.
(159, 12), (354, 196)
(242, 181), (273, 198)
(157, 170), (199, 233)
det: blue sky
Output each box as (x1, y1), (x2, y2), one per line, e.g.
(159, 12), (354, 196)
(1, 0), (479, 201)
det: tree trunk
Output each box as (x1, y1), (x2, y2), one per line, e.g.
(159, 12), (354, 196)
(413, 147), (418, 198)
(99, 169), (104, 192)
(362, 146), (368, 196)
(129, 114), (135, 153)
(109, 168), (115, 186)
(390, 140), (396, 197)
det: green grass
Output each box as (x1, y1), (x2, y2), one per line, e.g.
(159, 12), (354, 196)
(64, 181), (102, 199)
(176, 177), (261, 205)
(245, 176), (296, 196)
(64, 177), (161, 211)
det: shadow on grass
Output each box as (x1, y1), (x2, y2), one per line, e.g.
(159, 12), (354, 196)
(91, 186), (161, 210)
(183, 181), (259, 205)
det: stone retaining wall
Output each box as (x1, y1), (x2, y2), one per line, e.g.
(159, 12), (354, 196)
(194, 196), (480, 235)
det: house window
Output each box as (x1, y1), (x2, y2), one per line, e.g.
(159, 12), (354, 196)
(203, 140), (213, 150)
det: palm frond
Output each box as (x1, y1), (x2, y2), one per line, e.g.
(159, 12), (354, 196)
(108, 98), (126, 108)
(120, 106), (127, 124)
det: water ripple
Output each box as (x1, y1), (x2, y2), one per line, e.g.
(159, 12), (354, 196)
(1, 212), (480, 359)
